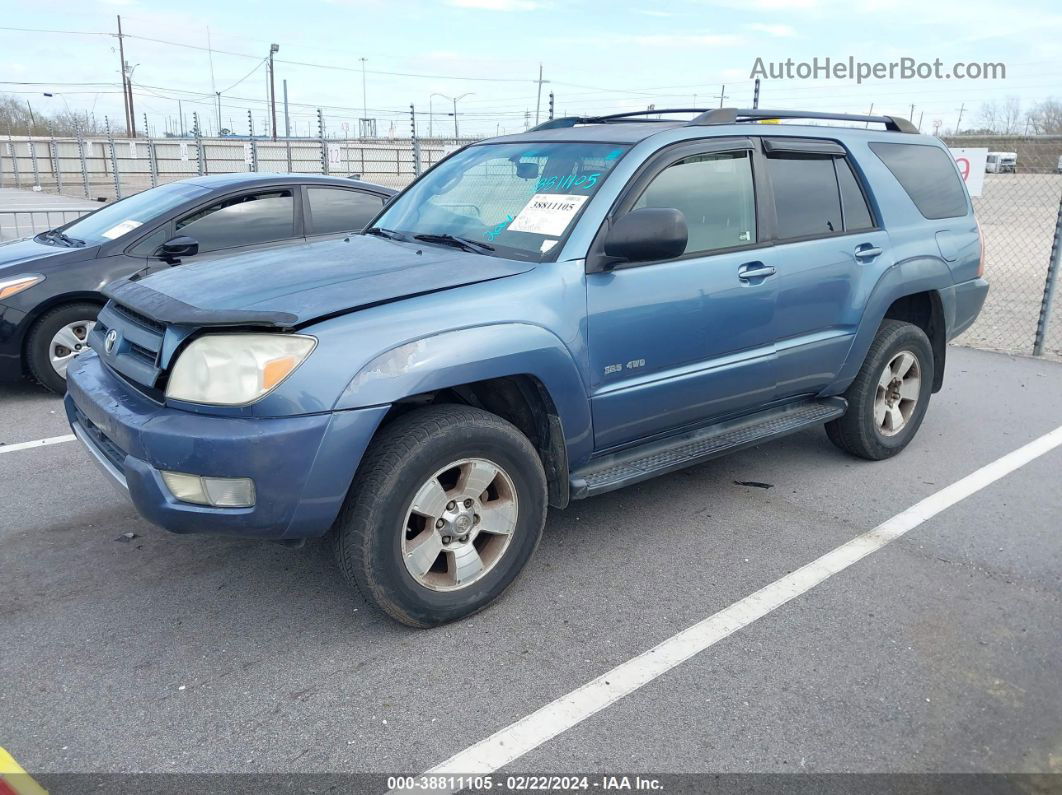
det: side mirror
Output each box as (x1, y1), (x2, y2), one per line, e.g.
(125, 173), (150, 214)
(159, 235), (199, 264)
(602, 207), (688, 264)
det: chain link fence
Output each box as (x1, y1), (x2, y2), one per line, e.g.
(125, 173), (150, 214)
(943, 136), (1062, 359)
(2, 128), (1060, 360)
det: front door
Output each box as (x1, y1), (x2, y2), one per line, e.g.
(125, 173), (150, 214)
(586, 140), (777, 451)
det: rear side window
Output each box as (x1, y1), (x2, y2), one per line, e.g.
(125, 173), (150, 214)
(869, 142), (968, 219)
(767, 154), (842, 239)
(307, 187), (385, 234)
(835, 159), (875, 231)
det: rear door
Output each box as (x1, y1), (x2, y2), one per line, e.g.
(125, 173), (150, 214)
(760, 137), (891, 400)
(585, 138), (778, 450)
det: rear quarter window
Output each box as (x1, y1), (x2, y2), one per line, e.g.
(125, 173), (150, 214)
(869, 142), (969, 220)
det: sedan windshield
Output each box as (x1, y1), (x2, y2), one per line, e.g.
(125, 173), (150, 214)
(371, 141), (629, 260)
(56, 181), (211, 245)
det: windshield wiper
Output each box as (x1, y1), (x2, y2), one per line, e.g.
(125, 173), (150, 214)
(413, 233), (495, 254)
(364, 227), (408, 241)
(40, 229), (84, 247)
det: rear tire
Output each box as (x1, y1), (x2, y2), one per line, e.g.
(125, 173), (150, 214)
(25, 302), (101, 394)
(333, 404), (547, 627)
(825, 319), (934, 461)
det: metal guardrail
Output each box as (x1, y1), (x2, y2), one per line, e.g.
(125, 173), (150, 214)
(0, 208), (95, 241)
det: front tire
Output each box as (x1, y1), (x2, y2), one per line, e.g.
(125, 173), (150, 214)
(333, 404), (547, 627)
(25, 302), (100, 394)
(825, 319), (934, 461)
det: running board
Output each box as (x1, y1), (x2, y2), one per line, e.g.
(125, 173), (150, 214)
(569, 398), (847, 500)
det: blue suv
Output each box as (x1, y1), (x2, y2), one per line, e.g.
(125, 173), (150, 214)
(66, 108), (988, 626)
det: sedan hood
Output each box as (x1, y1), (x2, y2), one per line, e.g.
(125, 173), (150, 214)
(0, 236), (85, 273)
(105, 234), (536, 328)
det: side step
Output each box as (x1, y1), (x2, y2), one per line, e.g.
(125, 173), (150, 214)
(569, 397), (847, 500)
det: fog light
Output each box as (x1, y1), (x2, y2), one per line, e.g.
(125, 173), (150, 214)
(162, 471), (255, 508)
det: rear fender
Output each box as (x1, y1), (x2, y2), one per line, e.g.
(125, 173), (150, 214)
(336, 323), (594, 466)
(824, 255), (951, 394)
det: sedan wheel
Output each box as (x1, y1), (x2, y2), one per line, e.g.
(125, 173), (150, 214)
(49, 320), (96, 380)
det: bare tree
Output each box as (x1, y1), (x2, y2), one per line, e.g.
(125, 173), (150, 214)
(1000, 96), (1022, 134)
(1025, 99), (1062, 135)
(0, 94), (103, 136)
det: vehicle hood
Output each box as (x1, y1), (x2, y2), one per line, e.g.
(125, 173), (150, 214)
(0, 236), (90, 274)
(106, 234), (537, 327)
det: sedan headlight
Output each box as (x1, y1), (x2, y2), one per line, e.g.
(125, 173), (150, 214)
(0, 274), (45, 300)
(166, 333), (317, 405)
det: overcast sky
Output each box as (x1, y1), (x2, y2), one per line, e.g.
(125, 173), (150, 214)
(1, 0), (1060, 138)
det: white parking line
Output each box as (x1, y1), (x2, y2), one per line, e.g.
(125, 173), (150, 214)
(420, 424), (1062, 783)
(0, 434), (75, 454)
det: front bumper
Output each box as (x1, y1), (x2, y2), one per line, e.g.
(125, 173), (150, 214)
(0, 303), (28, 381)
(65, 352), (388, 540)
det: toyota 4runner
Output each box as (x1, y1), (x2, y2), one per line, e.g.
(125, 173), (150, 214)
(66, 108), (988, 626)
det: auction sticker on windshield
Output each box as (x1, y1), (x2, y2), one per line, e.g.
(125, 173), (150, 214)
(100, 219), (143, 240)
(508, 194), (589, 237)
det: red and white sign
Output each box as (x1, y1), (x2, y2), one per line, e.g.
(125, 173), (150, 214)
(949, 147), (988, 197)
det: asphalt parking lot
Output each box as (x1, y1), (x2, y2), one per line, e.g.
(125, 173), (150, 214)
(1, 345), (1060, 786)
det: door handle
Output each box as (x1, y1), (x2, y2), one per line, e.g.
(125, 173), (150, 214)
(854, 244), (883, 260)
(738, 261), (776, 282)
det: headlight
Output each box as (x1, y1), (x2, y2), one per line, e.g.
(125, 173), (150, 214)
(0, 274), (45, 300)
(166, 333), (317, 405)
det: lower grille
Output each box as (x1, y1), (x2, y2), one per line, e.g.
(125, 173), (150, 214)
(74, 408), (127, 474)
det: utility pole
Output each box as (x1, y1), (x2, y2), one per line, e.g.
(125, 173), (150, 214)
(268, 43), (279, 140)
(208, 27), (220, 134)
(116, 15), (132, 137)
(359, 57), (368, 138)
(909, 103), (915, 122)
(534, 63), (548, 125)
(453, 97), (460, 138)
(714, 84), (728, 108)
(283, 79), (290, 137)
(178, 100), (184, 136)
(25, 101), (35, 133)
(955, 102), (966, 134)
(865, 103), (874, 128)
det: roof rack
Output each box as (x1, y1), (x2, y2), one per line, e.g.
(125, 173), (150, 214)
(527, 107), (918, 134)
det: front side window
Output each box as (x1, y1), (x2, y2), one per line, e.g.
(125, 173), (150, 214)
(176, 190), (295, 253)
(767, 154), (842, 239)
(307, 188), (385, 234)
(632, 150), (756, 255)
(372, 141), (629, 260)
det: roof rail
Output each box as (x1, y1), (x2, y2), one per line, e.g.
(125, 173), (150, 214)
(526, 109), (704, 132)
(689, 108), (918, 133)
(525, 108), (920, 134)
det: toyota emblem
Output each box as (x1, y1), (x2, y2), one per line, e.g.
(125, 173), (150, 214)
(104, 329), (118, 353)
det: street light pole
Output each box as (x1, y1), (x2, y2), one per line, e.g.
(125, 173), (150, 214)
(360, 57), (368, 137)
(268, 43), (279, 140)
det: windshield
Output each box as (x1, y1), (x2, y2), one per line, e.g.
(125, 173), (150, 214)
(372, 141), (629, 260)
(57, 181), (211, 245)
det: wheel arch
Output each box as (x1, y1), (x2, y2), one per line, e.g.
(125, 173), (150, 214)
(18, 291), (107, 370)
(825, 256), (952, 395)
(336, 323), (594, 507)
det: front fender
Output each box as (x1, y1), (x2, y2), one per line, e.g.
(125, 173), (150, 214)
(335, 323), (594, 466)
(824, 254), (951, 394)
